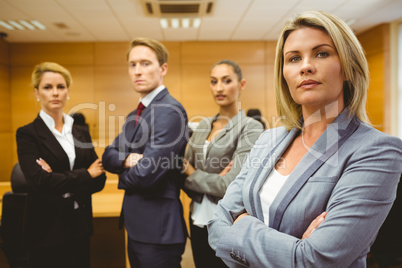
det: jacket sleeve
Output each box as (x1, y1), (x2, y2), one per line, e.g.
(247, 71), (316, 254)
(16, 126), (96, 196)
(208, 134), (402, 268)
(75, 127), (106, 195)
(116, 104), (187, 190)
(184, 118), (263, 198)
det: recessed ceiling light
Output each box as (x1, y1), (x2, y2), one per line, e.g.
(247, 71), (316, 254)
(193, 18), (201, 28)
(171, 18), (180, 29)
(160, 18), (168, 29)
(182, 18), (190, 28)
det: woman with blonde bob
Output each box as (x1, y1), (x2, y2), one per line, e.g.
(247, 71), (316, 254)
(17, 62), (106, 268)
(208, 10), (402, 267)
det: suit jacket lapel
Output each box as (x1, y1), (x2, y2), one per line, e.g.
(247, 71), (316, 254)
(127, 88), (169, 144)
(33, 116), (71, 171)
(269, 110), (360, 229)
(205, 111), (245, 159)
(248, 127), (298, 221)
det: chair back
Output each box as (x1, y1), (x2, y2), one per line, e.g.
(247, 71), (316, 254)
(0, 163), (29, 268)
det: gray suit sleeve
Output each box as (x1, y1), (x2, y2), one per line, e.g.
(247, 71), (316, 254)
(184, 119), (263, 199)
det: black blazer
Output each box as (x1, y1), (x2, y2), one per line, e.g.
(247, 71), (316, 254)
(16, 116), (106, 247)
(102, 88), (188, 244)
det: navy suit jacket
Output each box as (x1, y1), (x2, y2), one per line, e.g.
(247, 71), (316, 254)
(16, 116), (106, 247)
(102, 88), (188, 244)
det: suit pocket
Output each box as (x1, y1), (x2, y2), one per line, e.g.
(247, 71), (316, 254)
(308, 176), (339, 183)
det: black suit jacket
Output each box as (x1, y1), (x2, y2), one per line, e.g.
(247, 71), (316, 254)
(16, 116), (106, 247)
(102, 88), (188, 244)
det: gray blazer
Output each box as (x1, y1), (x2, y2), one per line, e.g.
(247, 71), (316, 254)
(184, 110), (264, 204)
(208, 109), (402, 267)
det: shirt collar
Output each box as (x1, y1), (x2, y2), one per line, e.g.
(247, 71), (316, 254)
(39, 110), (74, 134)
(139, 85), (165, 107)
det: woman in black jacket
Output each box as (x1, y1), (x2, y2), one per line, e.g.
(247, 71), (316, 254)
(16, 62), (106, 268)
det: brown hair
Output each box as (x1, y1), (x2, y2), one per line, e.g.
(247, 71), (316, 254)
(126, 37), (169, 66)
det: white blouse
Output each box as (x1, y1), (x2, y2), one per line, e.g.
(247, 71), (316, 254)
(191, 140), (219, 228)
(259, 168), (290, 226)
(39, 110), (76, 170)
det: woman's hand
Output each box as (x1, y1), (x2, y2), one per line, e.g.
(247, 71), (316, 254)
(233, 212), (249, 224)
(36, 158), (53, 173)
(87, 159), (105, 178)
(123, 153), (143, 168)
(219, 160), (233, 176)
(302, 212), (327, 239)
(183, 158), (195, 176)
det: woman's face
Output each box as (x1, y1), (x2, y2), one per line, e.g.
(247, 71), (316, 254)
(35, 71), (69, 114)
(209, 64), (245, 108)
(282, 27), (345, 112)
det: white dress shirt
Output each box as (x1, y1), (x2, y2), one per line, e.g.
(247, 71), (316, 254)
(139, 85), (165, 108)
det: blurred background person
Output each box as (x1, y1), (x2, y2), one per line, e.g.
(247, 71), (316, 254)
(16, 62), (106, 268)
(246, 108), (266, 129)
(183, 59), (264, 268)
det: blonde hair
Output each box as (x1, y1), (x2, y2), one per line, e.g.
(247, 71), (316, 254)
(126, 37), (169, 66)
(32, 62), (72, 89)
(274, 10), (370, 130)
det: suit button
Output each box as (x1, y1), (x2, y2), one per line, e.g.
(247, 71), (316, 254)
(230, 252), (236, 260)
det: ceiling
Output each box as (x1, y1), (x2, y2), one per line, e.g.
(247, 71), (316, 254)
(0, 0), (402, 43)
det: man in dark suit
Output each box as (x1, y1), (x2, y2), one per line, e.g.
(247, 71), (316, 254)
(102, 37), (188, 268)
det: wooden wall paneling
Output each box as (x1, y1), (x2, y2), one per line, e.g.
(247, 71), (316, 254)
(0, 39), (9, 65)
(264, 41), (278, 129)
(162, 42), (182, 101)
(10, 43), (95, 66)
(181, 41), (266, 64)
(163, 60), (182, 101)
(64, 66), (97, 138)
(0, 40), (12, 181)
(358, 24), (390, 133)
(239, 63), (266, 118)
(0, 65), (11, 132)
(94, 42), (129, 65)
(0, 133), (13, 182)
(181, 63), (217, 120)
(94, 64), (136, 148)
(11, 66), (37, 165)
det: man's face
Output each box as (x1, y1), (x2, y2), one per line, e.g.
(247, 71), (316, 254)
(127, 45), (167, 98)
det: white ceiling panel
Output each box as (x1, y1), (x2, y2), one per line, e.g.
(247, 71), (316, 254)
(0, 0), (401, 42)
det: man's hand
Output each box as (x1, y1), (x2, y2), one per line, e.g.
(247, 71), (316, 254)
(302, 212), (327, 239)
(123, 153), (143, 168)
(36, 158), (52, 173)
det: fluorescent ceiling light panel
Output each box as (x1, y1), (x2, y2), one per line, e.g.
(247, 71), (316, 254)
(31, 20), (46, 30)
(193, 18), (201, 28)
(160, 18), (168, 29)
(182, 18), (190, 28)
(19, 20), (35, 30)
(8, 20), (25, 30)
(171, 18), (179, 29)
(0, 20), (14, 30)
